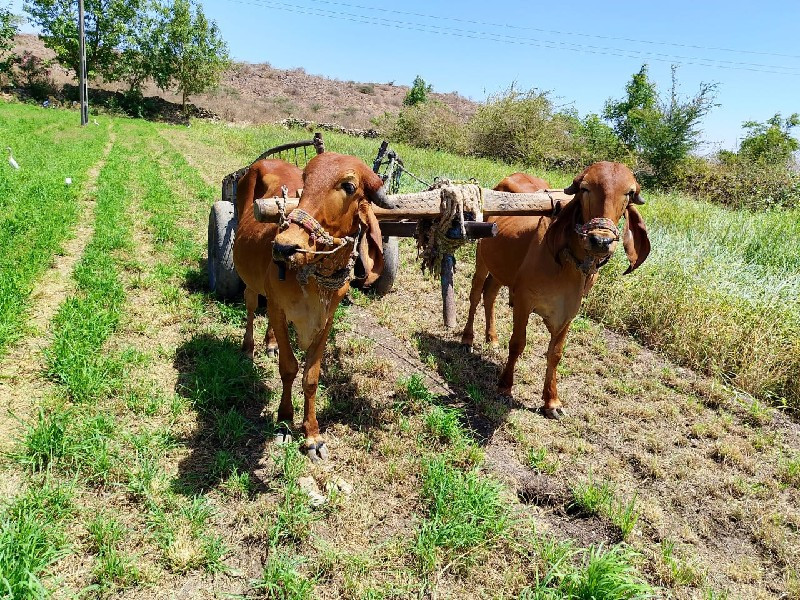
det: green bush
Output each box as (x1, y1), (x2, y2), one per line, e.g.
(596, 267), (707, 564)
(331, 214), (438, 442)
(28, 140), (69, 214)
(571, 113), (635, 167)
(677, 155), (800, 210)
(386, 100), (468, 155)
(466, 87), (578, 169)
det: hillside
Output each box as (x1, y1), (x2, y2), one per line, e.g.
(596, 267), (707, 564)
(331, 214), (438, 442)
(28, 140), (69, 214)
(10, 33), (477, 129)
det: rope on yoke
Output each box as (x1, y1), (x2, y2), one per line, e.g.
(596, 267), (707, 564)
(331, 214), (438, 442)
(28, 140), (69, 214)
(415, 180), (483, 278)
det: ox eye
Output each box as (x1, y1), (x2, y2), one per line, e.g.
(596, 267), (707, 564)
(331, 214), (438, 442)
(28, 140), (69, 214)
(341, 181), (356, 195)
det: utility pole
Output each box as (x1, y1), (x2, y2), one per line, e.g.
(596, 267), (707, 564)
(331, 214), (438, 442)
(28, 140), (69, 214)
(78, 0), (88, 125)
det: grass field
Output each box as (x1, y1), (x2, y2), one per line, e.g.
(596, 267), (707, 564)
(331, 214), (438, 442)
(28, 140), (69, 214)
(1, 102), (799, 600)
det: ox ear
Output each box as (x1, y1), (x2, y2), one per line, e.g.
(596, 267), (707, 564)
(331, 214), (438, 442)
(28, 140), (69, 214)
(622, 205), (650, 274)
(357, 201), (385, 286)
(563, 166), (590, 195)
(545, 196), (582, 263)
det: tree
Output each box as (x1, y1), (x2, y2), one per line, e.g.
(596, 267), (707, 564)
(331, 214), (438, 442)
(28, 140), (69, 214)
(573, 113), (630, 164)
(738, 113), (799, 166)
(24, 0), (143, 79)
(403, 75), (431, 106)
(151, 0), (228, 115)
(1, 3), (20, 78)
(604, 65), (717, 185)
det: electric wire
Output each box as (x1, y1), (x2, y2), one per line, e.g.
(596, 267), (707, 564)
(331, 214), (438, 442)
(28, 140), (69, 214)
(220, 0), (800, 76)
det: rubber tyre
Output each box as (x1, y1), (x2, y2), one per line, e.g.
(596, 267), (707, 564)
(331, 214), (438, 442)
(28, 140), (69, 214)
(208, 201), (243, 300)
(371, 236), (399, 296)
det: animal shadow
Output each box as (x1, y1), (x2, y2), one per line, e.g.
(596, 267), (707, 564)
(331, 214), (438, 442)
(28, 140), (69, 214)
(172, 333), (275, 496)
(413, 332), (522, 443)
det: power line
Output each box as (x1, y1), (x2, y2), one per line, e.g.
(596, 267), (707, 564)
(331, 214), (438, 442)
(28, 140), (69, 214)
(220, 0), (800, 76)
(308, 0), (800, 62)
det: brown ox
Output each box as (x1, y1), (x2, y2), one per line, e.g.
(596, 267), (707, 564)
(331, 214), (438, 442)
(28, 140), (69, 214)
(233, 153), (391, 461)
(461, 162), (650, 417)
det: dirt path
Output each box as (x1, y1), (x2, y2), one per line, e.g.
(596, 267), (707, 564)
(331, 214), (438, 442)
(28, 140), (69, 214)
(0, 127), (116, 457)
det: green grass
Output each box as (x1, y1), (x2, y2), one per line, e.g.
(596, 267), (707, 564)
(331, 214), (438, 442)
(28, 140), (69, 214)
(268, 442), (317, 547)
(45, 140), (133, 402)
(86, 514), (141, 591)
(0, 103), (109, 355)
(526, 447), (559, 475)
(415, 456), (509, 573)
(570, 476), (639, 540)
(584, 192), (800, 409)
(0, 479), (74, 599)
(148, 496), (228, 573)
(522, 544), (654, 600)
(252, 550), (315, 600)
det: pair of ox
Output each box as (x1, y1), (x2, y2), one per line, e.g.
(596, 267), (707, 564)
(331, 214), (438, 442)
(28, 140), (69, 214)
(234, 154), (649, 461)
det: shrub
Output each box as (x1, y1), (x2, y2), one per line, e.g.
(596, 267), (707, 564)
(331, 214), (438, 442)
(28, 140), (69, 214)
(677, 155), (800, 210)
(738, 113), (800, 166)
(13, 51), (57, 101)
(387, 100), (468, 154)
(571, 113), (635, 167)
(467, 86), (577, 168)
(604, 65), (717, 186)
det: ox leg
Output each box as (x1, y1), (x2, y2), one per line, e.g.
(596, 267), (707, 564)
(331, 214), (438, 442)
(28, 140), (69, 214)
(460, 254), (490, 348)
(497, 295), (533, 398)
(540, 319), (571, 419)
(268, 306), (298, 444)
(482, 275), (503, 348)
(264, 325), (278, 358)
(242, 287), (258, 359)
(299, 321), (336, 463)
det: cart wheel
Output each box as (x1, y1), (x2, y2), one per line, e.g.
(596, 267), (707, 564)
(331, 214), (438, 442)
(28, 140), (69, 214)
(371, 236), (399, 296)
(208, 201), (243, 300)
(351, 236), (398, 296)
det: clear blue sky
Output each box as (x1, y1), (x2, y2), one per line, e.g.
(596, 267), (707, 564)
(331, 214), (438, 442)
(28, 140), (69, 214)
(12, 0), (800, 151)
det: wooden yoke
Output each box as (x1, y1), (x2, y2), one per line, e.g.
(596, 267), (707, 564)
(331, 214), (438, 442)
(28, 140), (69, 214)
(253, 183), (575, 330)
(254, 186), (574, 223)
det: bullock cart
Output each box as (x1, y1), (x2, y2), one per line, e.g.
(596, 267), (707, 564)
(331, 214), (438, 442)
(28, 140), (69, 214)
(208, 133), (402, 299)
(253, 167), (574, 327)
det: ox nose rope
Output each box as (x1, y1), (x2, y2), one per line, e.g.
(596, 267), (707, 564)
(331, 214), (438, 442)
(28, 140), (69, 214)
(574, 217), (620, 241)
(561, 217), (620, 293)
(273, 187), (361, 291)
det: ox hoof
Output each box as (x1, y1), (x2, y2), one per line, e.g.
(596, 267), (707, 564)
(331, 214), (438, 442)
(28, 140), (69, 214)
(242, 347), (254, 360)
(265, 346), (279, 359)
(303, 441), (328, 463)
(542, 406), (566, 420)
(274, 424), (293, 445)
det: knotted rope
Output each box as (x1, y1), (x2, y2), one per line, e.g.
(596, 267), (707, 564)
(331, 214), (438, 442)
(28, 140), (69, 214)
(415, 180), (483, 277)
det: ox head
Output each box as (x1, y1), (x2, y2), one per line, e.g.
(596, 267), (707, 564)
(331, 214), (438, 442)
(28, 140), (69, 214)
(272, 152), (395, 285)
(547, 161), (650, 274)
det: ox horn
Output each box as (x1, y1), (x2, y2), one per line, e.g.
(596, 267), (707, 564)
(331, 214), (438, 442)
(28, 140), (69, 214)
(368, 185), (397, 209)
(631, 191), (646, 205)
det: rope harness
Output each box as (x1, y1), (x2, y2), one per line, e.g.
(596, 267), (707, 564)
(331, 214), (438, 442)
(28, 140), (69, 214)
(274, 186), (360, 291)
(416, 179), (483, 277)
(561, 217), (621, 294)
(574, 217), (620, 241)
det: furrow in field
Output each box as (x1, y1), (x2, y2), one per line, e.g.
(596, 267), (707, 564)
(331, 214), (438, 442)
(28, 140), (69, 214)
(0, 125), (116, 456)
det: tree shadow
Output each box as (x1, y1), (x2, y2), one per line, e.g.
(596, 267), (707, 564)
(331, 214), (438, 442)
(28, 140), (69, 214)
(413, 332), (523, 444)
(172, 333), (275, 496)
